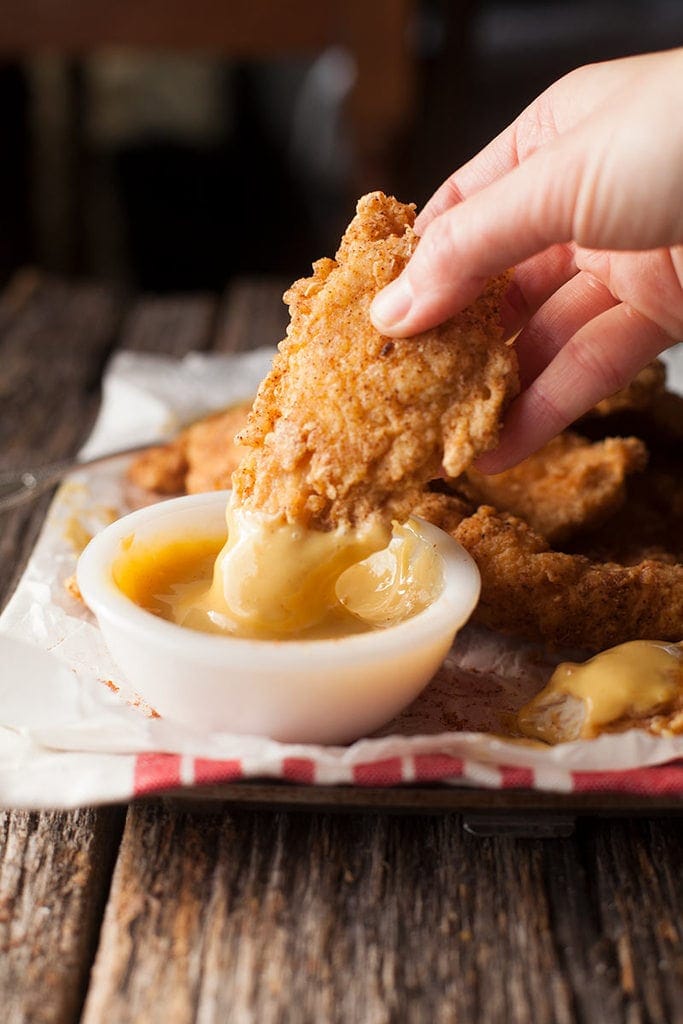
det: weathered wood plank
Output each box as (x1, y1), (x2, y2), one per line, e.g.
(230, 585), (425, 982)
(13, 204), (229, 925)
(0, 271), (121, 602)
(0, 808), (126, 1024)
(81, 804), (683, 1024)
(117, 294), (217, 356)
(0, 272), (127, 1024)
(0, 272), (121, 455)
(0, 276), (235, 1024)
(214, 277), (289, 354)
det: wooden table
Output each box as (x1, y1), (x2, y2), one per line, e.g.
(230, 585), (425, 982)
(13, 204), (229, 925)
(1, 271), (682, 1024)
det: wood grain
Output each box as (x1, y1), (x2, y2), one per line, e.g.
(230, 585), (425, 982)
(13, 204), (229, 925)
(0, 271), (121, 605)
(0, 808), (125, 1024)
(2, 275), (683, 1024)
(214, 277), (289, 354)
(0, 272), (126, 1024)
(82, 804), (683, 1024)
(118, 294), (217, 356)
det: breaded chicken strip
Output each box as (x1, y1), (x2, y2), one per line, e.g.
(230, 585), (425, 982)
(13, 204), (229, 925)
(456, 432), (647, 544)
(128, 438), (188, 495)
(579, 359), (683, 450)
(566, 458), (683, 566)
(232, 192), (517, 531)
(410, 491), (472, 535)
(410, 494), (683, 650)
(454, 505), (683, 650)
(184, 404), (250, 494)
(128, 403), (251, 495)
(517, 641), (683, 743)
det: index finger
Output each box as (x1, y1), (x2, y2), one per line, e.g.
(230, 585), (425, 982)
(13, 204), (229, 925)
(415, 55), (647, 234)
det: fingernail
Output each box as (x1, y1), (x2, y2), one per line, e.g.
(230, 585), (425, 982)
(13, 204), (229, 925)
(371, 279), (412, 331)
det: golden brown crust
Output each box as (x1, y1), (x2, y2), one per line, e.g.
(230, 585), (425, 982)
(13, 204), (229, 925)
(456, 432), (648, 544)
(409, 491), (472, 535)
(127, 403), (251, 495)
(184, 405), (251, 494)
(232, 191), (518, 530)
(127, 438), (188, 494)
(578, 360), (683, 452)
(449, 506), (683, 650)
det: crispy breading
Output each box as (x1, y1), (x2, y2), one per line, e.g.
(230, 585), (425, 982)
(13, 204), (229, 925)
(184, 404), (251, 494)
(231, 192), (518, 530)
(453, 505), (683, 649)
(127, 403), (251, 495)
(127, 438), (188, 494)
(456, 432), (648, 544)
(565, 456), (683, 566)
(409, 491), (472, 535)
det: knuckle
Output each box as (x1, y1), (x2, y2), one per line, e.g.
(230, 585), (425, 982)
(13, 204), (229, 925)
(570, 336), (624, 397)
(528, 382), (568, 435)
(413, 219), (458, 285)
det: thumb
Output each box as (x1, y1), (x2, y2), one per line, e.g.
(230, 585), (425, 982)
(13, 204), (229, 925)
(369, 135), (583, 336)
(370, 64), (683, 338)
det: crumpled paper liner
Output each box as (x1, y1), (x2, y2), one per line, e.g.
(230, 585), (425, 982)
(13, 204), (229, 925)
(1, 346), (682, 809)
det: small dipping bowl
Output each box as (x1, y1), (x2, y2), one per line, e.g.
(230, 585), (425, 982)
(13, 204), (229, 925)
(77, 492), (480, 744)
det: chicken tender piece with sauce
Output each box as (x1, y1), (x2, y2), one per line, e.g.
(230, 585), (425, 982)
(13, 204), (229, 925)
(517, 640), (683, 743)
(232, 192), (518, 532)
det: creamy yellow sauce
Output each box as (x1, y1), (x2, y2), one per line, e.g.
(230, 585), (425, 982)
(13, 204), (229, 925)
(114, 508), (442, 641)
(518, 640), (683, 743)
(212, 501), (391, 635)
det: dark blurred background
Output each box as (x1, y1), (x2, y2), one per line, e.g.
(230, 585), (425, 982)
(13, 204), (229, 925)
(0, 0), (682, 291)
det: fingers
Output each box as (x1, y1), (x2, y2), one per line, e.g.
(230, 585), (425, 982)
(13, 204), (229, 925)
(371, 135), (584, 336)
(414, 54), (648, 234)
(476, 304), (671, 474)
(502, 243), (577, 335)
(514, 271), (618, 387)
(373, 51), (682, 339)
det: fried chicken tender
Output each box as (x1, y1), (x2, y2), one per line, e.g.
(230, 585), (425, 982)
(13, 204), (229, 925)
(565, 457), (683, 566)
(520, 689), (683, 743)
(184, 405), (251, 494)
(516, 641), (683, 743)
(231, 192), (518, 531)
(456, 432), (647, 544)
(128, 438), (188, 495)
(410, 491), (472, 535)
(410, 494), (683, 650)
(579, 358), (683, 450)
(454, 505), (683, 650)
(127, 403), (251, 495)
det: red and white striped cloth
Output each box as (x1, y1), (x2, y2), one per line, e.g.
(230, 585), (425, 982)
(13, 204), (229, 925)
(132, 750), (683, 799)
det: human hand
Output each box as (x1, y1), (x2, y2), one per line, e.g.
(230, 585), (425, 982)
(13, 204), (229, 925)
(370, 49), (683, 472)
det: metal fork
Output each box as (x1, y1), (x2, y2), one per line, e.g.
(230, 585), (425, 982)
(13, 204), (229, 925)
(0, 444), (156, 514)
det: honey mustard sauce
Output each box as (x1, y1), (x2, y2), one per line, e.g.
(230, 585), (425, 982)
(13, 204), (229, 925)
(517, 640), (683, 743)
(114, 499), (442, 641)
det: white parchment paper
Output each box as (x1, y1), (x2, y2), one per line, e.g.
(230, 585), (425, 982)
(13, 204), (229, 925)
(0, 345), (682, 808)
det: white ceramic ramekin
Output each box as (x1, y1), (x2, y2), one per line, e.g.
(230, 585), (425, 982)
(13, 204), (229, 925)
(77, 491), (480, 744)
